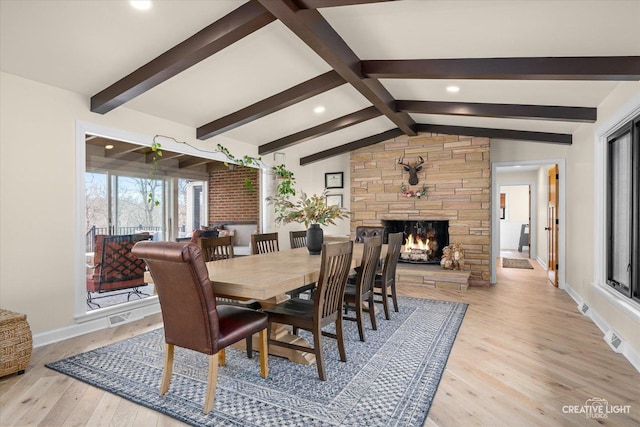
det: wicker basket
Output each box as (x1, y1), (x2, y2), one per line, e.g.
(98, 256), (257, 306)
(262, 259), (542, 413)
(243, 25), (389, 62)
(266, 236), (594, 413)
(0, 309), (33, 377)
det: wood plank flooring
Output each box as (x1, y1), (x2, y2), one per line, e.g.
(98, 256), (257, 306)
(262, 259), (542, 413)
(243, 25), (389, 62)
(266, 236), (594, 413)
(1, 258), (638, 426)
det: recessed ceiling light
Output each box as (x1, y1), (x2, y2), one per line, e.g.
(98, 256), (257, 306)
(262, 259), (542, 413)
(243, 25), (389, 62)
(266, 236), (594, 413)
(130, 0), (152, 11)
(446, 86), (460, 93)
(313, 106), (326, 114)
(105, 144), (114, 150)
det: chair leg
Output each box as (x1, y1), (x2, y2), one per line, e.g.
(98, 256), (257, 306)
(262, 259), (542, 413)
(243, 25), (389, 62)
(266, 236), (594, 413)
(203, 353), (219, 414)
(313, 328), (326, 381)
(390, 281), (399, 313)
(379, 286), (391, 320)
(368, 295), (377, 331)
(355, 300), (365, 342)
(258, 329), (268, 378)
(218, 348), (226, 366)
(160, 343), (174, 396)
(336, 314), (347, 363)
(246, 336), (253, 359)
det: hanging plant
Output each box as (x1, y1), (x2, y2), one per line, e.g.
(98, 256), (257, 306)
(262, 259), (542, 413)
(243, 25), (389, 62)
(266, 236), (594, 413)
(147, 141), (163, 206)
(272, 164), (296, 197)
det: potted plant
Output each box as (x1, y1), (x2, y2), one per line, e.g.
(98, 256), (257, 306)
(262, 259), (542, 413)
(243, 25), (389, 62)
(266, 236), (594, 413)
(267, 191), (349, 254)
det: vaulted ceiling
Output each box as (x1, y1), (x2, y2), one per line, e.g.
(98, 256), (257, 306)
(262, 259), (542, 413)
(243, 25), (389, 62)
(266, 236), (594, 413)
(2, 0), (639, 167)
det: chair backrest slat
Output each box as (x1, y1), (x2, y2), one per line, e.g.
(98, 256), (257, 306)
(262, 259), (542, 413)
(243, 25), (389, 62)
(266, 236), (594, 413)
(198, 236), (234, 261)
(358, 236), (383, 295)
(251, 232), (279, 255)
(289, 230), (307, 249)
(314, 241), (353, 322)
(382, 232), (403, 286)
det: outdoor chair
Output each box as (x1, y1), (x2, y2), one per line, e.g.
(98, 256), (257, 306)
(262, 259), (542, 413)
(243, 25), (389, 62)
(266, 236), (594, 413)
(374, 232), (402, 319)
(131, 241), (268, 414)
(344, 236), (383, 341)
(251, 232), (279, 255)
(263, 241), (353, 381)
(197, 235), (260, 358)
(86, 233), (152, 308)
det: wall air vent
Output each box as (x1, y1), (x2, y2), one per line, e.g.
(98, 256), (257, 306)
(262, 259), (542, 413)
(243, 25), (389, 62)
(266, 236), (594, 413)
(604, 330), (625, 353)
(579, 302), (590, 315)
(107, 311), (142, 327)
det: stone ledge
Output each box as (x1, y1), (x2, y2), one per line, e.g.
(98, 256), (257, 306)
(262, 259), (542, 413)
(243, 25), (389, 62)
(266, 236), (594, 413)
(397, 263), (470, 290)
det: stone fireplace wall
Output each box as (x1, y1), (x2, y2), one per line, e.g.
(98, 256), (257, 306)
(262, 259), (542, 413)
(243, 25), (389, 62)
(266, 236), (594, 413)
(350, 133), (490, 286)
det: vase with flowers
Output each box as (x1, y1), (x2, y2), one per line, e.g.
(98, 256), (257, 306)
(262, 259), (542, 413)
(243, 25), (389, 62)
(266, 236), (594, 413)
(267, 190), (349, 254)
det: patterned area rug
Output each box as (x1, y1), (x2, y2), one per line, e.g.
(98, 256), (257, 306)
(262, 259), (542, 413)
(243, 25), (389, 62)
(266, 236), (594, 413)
(502, 258), (534, 269)
(47, 297), (467, 427)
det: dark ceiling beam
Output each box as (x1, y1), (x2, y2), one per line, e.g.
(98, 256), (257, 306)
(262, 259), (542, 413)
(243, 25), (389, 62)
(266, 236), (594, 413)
(146, 151), (184, 164)
(295, 0), (394, 9)
(257, 0), (417, 136)
(300, 128), (404, 165)
(416, 124), (572, 145)
(362, 56), (640, 80)
(197, 71), (344, 139)
(90, 2), (275, 114)
(259, 106), (381, 154)
(397, 100), (597, 123)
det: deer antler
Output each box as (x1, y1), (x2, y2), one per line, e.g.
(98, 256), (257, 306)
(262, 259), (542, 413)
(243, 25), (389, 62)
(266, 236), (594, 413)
(398, 156), (409, 168)
(416, 156), (424, 166)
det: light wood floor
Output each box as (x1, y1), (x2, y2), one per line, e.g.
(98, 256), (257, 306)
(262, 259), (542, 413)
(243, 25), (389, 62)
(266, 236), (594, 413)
(1, 259), (638, 426)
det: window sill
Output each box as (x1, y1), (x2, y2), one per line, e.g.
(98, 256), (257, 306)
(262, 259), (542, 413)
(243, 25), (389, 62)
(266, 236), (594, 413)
(594, 281), (640, 323)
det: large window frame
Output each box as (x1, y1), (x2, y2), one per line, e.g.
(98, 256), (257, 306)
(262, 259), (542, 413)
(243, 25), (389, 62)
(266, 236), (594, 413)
(606, 118), (639, 301)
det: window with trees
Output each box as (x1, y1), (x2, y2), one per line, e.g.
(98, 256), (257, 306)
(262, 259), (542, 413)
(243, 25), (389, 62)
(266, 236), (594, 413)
(607, 113), (639, 303)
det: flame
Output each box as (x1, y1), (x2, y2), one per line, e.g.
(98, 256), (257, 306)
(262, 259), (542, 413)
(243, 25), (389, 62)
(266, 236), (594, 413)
(405, 234), (429, 251)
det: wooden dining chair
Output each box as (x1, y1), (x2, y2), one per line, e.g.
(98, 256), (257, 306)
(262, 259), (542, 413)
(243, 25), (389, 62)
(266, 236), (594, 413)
(251, 232), (279, 255)
(198, 235), (235, 261)
(289, 230), (307, 249)
(131, 241), (268, 414)
(374, 232), (403, 319)
(343, 236), (383, 342)
(197, 235), (259, 359)
(263, 241), (354, 381)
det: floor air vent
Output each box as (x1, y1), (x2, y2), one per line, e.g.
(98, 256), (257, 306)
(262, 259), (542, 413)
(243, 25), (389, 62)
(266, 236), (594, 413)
(108, 311), (141, 327)
(604, 330), (624, 353)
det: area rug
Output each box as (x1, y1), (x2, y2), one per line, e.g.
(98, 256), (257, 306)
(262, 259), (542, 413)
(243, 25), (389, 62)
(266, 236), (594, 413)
(46, 297), (467, 427)
(502, 258), (534, 269)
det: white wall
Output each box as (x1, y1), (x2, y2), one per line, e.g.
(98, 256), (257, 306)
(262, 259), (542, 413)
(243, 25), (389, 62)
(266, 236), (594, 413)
(499, 185), (529, 250)
(0, 71), (348, 338)
(491, 81), (640, 365)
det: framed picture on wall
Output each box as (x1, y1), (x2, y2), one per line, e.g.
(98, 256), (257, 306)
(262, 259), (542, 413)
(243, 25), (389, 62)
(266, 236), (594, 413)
(325, 172), (344, 189)
(326, 194), (343, 208)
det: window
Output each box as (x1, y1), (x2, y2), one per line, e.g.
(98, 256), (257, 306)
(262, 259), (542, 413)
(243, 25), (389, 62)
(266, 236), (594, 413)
(606, 113), (639, 302)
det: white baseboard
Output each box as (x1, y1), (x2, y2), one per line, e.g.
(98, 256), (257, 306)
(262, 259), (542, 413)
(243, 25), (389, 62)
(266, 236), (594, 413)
(563, 283), (640, 373)
(33, 303), (161, 348)
(535, 256), (548, 270)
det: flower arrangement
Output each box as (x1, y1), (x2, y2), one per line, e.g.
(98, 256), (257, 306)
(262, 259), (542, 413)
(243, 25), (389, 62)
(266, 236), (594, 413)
(267, 190), (349, 228)
(400, 183), (427, 198)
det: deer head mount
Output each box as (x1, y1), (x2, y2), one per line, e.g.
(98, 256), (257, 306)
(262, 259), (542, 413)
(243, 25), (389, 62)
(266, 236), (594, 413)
(398, 156), (424, 185)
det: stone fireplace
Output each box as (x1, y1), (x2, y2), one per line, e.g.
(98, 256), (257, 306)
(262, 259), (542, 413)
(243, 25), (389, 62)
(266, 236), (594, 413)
(382, 220), (449, 264)
(350, 132), (490, 286)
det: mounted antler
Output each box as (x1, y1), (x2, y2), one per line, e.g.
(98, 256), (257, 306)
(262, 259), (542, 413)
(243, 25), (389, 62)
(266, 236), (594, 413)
(398, 156), (424, 185)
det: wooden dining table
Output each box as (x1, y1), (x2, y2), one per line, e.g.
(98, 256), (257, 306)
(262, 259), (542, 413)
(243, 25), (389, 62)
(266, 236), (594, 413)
(144, 242), (384, 365)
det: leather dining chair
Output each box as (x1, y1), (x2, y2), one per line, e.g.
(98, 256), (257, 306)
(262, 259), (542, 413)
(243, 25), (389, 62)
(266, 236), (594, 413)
(374, 232), (403, 319)
(131, 241), (268, 414)
(197, 235), (260, 358)
(263, 241), (353, 381)
(251, 232), (279, 255)
(343, 236), (383, 342)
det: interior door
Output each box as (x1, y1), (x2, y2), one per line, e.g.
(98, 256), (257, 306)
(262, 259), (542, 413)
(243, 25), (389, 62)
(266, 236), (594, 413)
(547, 165), (559, 286)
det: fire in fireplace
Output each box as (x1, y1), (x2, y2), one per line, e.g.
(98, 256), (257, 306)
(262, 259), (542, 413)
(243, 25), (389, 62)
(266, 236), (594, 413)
(382, 220), (449, 264)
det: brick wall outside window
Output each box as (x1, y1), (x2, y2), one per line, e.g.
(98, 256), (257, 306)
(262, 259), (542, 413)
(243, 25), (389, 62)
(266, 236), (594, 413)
(208, 167), (260, 225)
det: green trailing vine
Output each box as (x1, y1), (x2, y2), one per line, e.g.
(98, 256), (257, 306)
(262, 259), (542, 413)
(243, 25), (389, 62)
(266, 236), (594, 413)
(272, 164), (296, 197)
(147, 141), (163, 206)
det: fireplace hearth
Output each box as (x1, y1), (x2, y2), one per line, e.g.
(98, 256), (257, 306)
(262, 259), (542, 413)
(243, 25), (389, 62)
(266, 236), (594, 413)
(382, 220), (449, 264)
